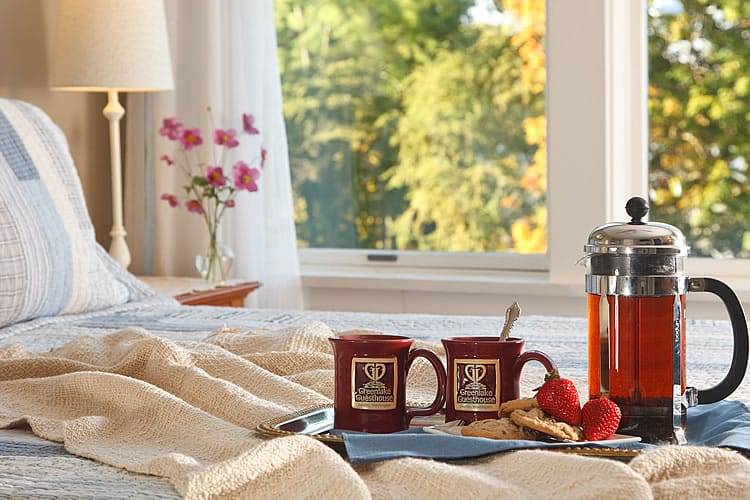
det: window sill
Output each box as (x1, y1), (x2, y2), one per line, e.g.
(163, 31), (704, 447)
(300, 265), (580, 296)
(301, 265), (750, 303)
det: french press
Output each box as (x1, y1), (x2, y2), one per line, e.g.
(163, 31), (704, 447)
(584, 197), (749, 443)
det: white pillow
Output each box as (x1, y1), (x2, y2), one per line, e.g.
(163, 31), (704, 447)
(0, 98), (139, 327)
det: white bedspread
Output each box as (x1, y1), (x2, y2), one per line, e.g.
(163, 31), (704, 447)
(0, 299), (747, 498)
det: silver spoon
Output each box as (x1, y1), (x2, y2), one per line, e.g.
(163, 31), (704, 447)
(499, 301), (521, 341)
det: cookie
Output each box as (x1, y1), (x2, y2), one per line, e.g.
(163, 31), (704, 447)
(510, 408), (584, 442)
(461, 417), (537, 440)
(499, 397), (539, 416)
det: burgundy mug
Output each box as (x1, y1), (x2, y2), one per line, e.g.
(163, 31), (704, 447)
(329, 334), (447, 433)
(441, 336), (556, 423)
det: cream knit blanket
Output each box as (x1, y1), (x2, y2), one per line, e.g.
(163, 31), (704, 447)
(0, 323), (748, 499)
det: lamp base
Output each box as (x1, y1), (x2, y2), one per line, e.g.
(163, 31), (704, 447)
(103, 90), (131, 269)
(109, 224), (131, 269)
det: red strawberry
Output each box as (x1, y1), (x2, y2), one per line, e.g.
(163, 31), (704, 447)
(536, 370), (581, 426)
(581, 398), (622, 440)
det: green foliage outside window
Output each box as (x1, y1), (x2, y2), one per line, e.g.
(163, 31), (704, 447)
(276, 0), (547, 253)
(277, 0), (750, 258)
(649, 0), (750, 257)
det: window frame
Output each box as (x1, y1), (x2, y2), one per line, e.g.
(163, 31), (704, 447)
(292, 0), (553, 275)
(299, 248), (548, 273)
(297, 0), (747, 285)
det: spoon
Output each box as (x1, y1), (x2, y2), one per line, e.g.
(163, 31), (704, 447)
(499, 301), (521, 341)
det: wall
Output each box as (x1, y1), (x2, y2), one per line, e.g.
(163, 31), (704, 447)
(0, 0), (112, 247)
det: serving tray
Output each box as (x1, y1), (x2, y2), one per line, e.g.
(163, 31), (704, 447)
(256, 404), (641, 460)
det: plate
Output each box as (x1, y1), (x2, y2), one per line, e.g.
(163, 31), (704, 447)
(424, 420), (642, 446)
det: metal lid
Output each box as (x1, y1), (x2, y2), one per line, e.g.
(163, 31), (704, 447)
(584, 197), (688, 256)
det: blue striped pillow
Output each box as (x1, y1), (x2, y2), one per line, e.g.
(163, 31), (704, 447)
(0, 98), (143, 327)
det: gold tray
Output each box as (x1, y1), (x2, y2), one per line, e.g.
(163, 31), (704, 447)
(256, 404), (641, 461)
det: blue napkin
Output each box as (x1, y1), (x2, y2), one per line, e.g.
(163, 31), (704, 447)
(685, 400), (750, 447)
(343, 400), (750, 464)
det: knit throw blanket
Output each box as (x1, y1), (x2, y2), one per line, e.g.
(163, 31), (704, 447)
(0, 323), (748, 499)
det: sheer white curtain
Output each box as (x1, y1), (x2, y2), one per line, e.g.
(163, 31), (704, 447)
(124, 0), (303, 309)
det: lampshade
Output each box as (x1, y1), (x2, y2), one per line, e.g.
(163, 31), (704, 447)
(48, 0), (174, 92)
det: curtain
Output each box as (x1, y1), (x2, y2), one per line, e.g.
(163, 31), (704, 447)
(124, 0), (303, 309)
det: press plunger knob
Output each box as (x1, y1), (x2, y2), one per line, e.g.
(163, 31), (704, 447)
(626, 196), (649, 224)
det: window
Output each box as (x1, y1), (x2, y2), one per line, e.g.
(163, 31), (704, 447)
(275, 0), (743, 286)
(648, 0), (750, 258)
(276, 0), (547, 256)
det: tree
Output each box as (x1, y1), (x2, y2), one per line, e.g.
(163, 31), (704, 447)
(276, 0), (473, 249)
(388, 21), (546, 252)
(279, 0), (750, 257)
(277, 0), (547, 253)
(649, 0), (750, 257)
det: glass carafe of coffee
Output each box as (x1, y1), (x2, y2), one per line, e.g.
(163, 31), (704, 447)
(584, 197), (749, 443)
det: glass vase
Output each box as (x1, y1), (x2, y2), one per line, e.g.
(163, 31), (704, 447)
(195, 237), (235, 285)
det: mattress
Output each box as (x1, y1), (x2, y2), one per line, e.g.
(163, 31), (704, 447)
(0, 297), (747, 498)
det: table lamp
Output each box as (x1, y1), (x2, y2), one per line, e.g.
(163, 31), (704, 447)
(48, 0), (174, 268)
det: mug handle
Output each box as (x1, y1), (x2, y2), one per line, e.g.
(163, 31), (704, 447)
(512, 350), (557, 384)
(688, 277), (749, 404)
(405, 348), (447, 422)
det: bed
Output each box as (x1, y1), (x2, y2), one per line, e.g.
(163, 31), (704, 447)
(1, 98), (748, 498)
(1, 292), (747, 498)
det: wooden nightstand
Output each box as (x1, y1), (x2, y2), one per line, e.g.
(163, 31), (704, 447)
(138, 276), (261, 308)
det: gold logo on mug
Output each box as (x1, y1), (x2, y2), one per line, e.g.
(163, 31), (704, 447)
(363, 363), (387, 389)
(351, 357), (397, 410)
(464, 364), (487, 390)
(454, 358), (500, 412)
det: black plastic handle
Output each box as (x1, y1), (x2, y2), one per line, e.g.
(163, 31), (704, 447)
(690, 277), (749, 404)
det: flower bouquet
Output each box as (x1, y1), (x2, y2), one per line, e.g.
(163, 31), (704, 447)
(159, 110), (266, 283)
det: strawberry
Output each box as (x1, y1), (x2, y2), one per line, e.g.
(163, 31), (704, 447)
(581, 398), (622, 441)
(535, 370), (581, 426)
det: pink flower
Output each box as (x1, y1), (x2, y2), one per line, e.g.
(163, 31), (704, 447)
(180, 128), (203, 150)
(186, 199), (204, 214)
(159, 118), (183, 140)
(213, 128), (239, 148)
(261, 147), (268, 168)
(206, 166), (226, 188)
(242, 113), (260, 135)
(160, 193), (179, 208)
(160, 154), (174, 166)
(225, 199), (236, 208)
(233, 161), (261, 192)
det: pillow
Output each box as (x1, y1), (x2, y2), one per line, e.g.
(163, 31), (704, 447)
(0, 98), (138, 327)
